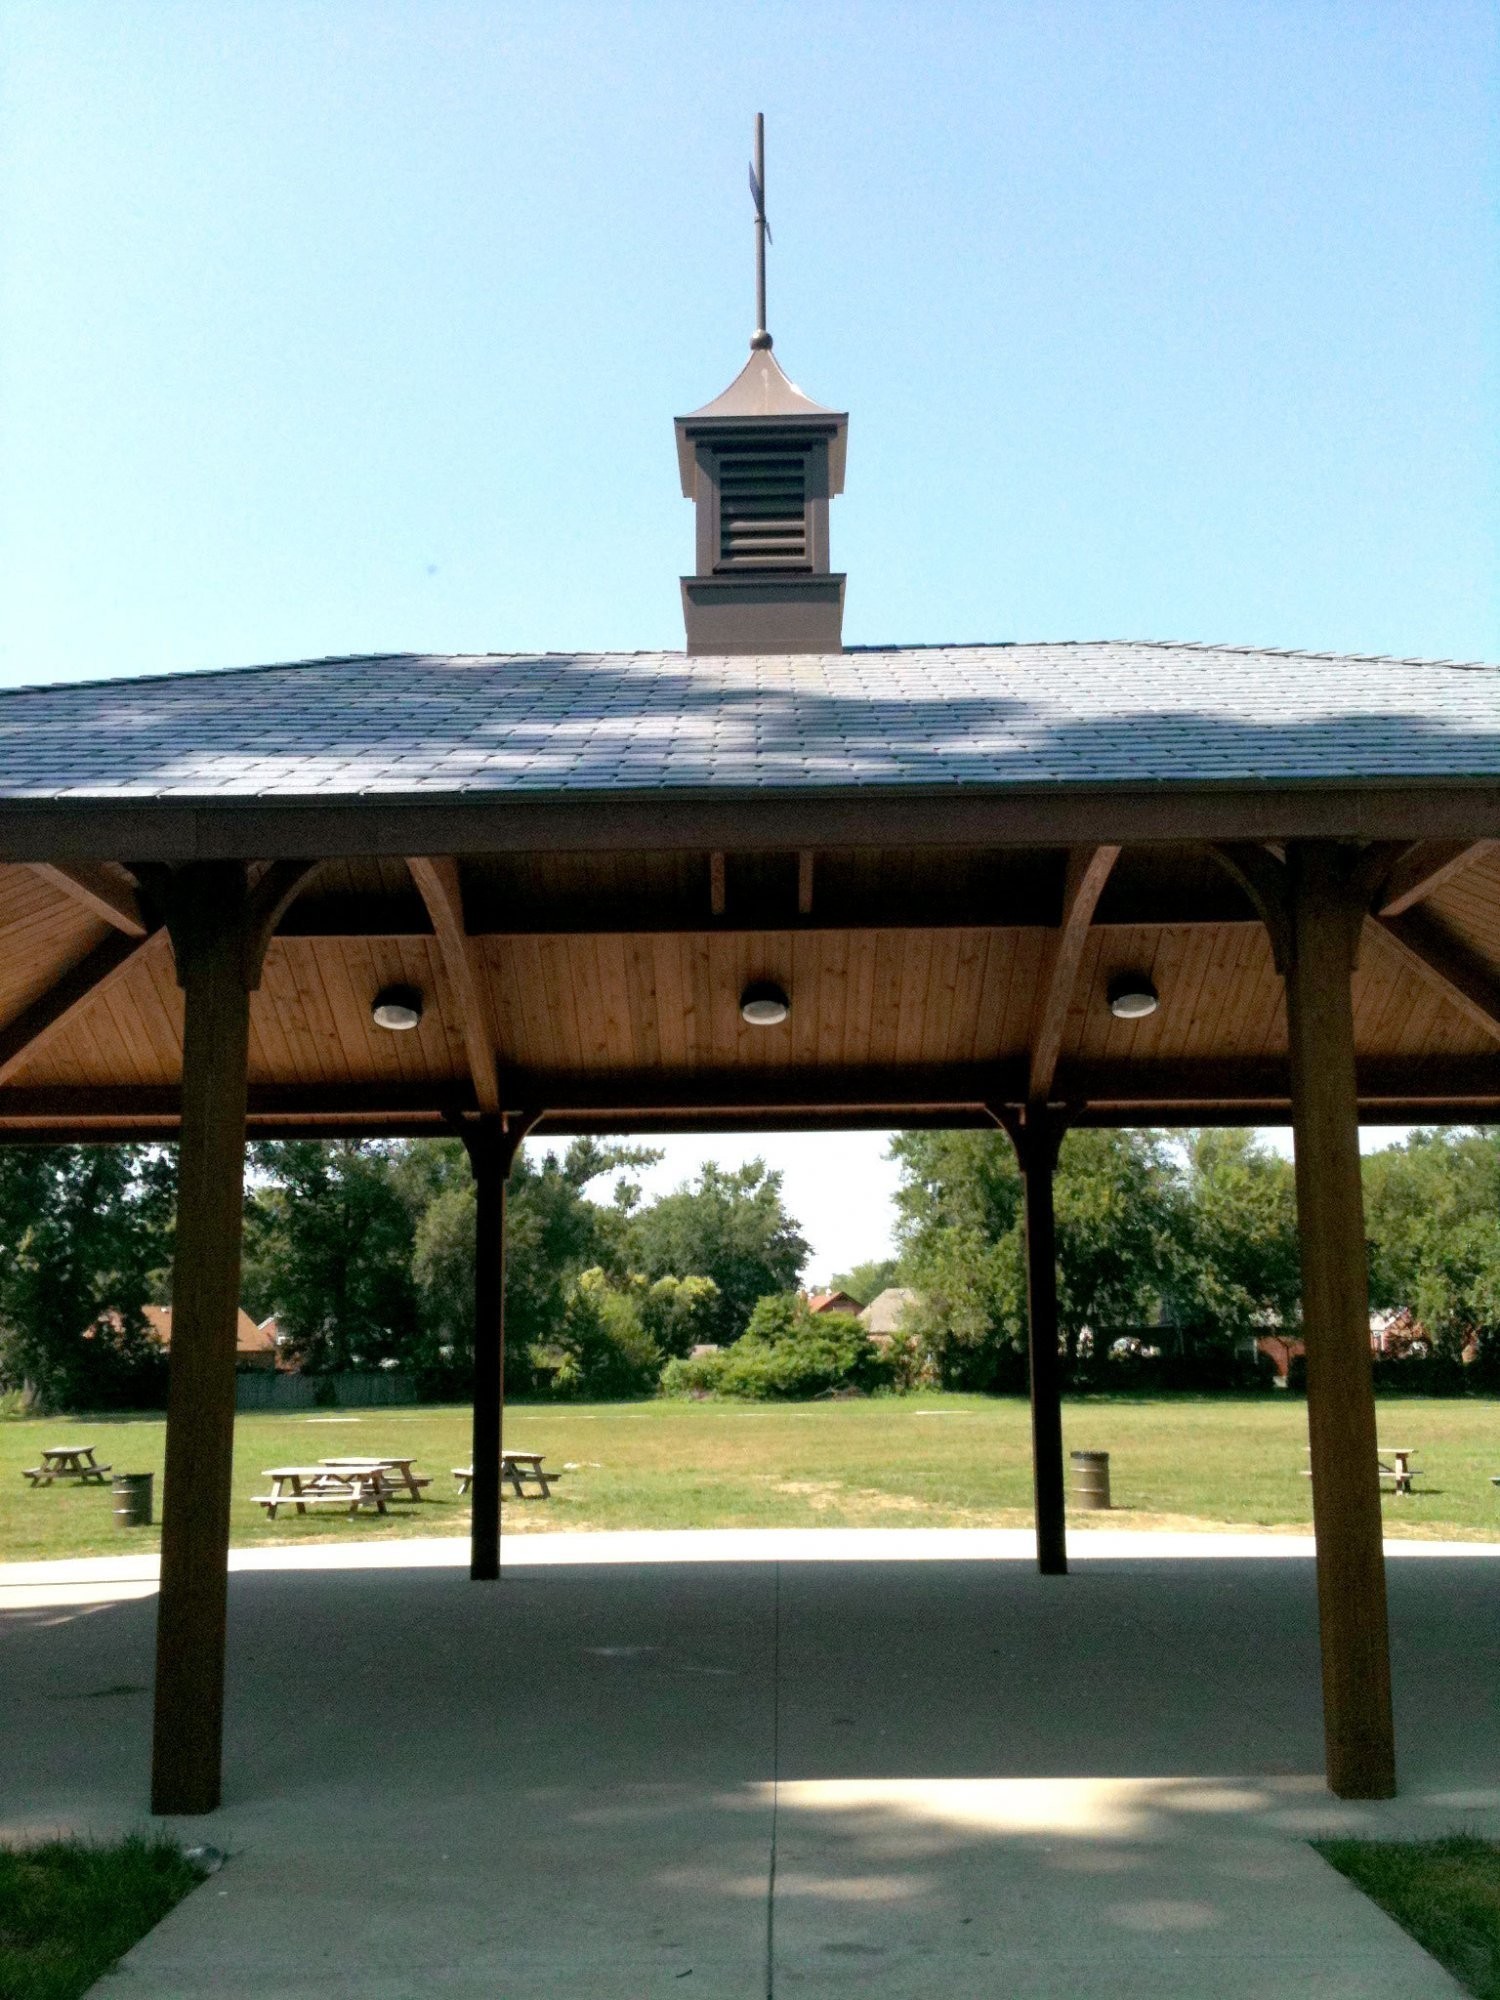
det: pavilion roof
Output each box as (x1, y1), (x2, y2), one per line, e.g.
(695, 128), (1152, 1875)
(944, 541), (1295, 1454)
(0, 640), (1496, 804)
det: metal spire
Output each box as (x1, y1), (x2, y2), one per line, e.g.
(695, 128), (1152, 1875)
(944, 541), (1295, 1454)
(749, 112), (772, 350)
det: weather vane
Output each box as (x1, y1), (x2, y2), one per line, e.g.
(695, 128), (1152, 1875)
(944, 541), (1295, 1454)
(749, 112), (772, 350)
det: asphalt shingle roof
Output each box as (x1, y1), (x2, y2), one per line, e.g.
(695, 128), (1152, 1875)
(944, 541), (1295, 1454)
(0, 642), (1497, 801)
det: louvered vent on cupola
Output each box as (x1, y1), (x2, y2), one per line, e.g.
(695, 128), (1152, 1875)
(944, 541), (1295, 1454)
(717, 446), (809, 570)
(675, 347), (848, 657)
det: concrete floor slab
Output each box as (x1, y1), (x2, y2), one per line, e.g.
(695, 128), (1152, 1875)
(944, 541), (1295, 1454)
(1, 1536), (1493, 1996)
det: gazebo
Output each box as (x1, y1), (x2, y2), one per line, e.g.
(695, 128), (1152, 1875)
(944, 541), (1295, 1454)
(2, 298), (1497, 1820)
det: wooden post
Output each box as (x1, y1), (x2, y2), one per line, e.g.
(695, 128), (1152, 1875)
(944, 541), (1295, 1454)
(464, 1121), (507, 1582)
(151, 863), (253, 1816)
(1010, 1107), (1067, 1576)
(461, 1116), (532, 1581)
(1284, 842), (1396, 1799)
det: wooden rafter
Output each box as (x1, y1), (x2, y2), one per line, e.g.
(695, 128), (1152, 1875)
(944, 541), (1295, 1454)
(0, 929), (162, 1085)
(28, 861), (147, 937)
(405, 856), (500, 1114)
(1027, 844), (1120, 1102)
(1372, 910), (1500, 1046)
(1377, 840), (1495, 917)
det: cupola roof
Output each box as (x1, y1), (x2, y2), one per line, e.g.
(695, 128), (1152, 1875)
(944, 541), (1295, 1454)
(674, 347), (848, 495)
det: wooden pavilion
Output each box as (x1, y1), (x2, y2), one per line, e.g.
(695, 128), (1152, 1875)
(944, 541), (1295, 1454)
(1, 315), (1498, 1818)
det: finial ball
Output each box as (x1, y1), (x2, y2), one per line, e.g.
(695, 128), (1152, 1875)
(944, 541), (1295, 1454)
(750, 329), (773, 351)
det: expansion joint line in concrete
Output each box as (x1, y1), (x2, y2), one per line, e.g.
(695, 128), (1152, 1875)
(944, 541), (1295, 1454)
(765, 1562), (782, 2000)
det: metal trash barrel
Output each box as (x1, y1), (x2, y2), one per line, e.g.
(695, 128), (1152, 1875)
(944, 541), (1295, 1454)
(112, 1473), (153, 1528)
(1069, 1450), (1111, 1511)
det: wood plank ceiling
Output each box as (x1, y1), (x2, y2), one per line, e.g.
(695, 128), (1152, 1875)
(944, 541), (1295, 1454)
(0, 839), (1496, 1139)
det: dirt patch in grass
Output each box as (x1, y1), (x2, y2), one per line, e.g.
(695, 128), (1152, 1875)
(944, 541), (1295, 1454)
(0, 1833), (206, 2000)
(1315, 1834), (1500, 1998)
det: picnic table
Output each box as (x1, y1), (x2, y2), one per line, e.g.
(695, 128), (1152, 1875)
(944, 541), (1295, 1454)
(254, 1465), (393, 1519)
(1378, 1447), (1420, 1495)
(453, 1452), (560, 1500)
(316, 1457), (431, 1502)
(1303, 1446), (1421, 1495)
(23, 1444), (111, 1488)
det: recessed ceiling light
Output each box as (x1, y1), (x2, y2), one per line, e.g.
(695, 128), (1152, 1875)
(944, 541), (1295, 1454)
(740, 980), (790, 1027)
(1108, 975), (1159, 1021)
(371, 984), (423, 1032)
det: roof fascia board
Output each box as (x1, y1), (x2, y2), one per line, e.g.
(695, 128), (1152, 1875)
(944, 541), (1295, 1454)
(0, 784), (1499, 865)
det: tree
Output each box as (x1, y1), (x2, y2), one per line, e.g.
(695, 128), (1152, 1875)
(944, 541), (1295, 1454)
(890, 1130), (1028, 1387)
(409, 1137), (659, 1394)
(243, 1141), (421, 1372)
(0, 1145), (175, 1410)
(1051, 1129), (1186, 1360)
(624, 1161), (808, 1344)
(891, 1127), (1187, 1384)
(1177, 1129), (1300, 1342)
(1363, 1129), (1500, 1367)
(829, 1257), (899, 1307)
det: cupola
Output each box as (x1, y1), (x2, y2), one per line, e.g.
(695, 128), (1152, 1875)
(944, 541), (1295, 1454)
(675, 118), (849, 656)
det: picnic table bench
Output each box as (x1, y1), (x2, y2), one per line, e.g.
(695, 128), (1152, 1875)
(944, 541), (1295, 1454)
(254, 1465), (393, 1519)
(316, 1457), (431, 1502)
(453, 1452), (561, 1500)
(23, 1444), (111, 1488)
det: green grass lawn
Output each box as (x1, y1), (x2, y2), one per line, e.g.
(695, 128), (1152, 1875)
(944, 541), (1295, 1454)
(1316, 1836), (1500, 1999)
(0, 1835), (205, 2000)
(2, 1392), (1498, 1564)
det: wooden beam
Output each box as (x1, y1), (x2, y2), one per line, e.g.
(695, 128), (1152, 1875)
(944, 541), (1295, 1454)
(1209, 842), (1293, 970)
(1285, 842), (1395, 1800)
(151, 863), (254, 1815)
(281, 904), (1262, 941)
(244, 859), (324, 981)
(2, 1048), (1499, 1136)
(1028, 845), (1120, 1101)
(0, 929), (162, 1085)
(797, 850), (815, 916)
(500, 1061), (1027, 1116)
(1378, 840), (1494, 916)
(28, 861), (147, 936)
(709, 851), (726, 918)
(5, 782), (1499, 867)
(1373, 911), (1500, 1045)
(406, 856), (500, 1115)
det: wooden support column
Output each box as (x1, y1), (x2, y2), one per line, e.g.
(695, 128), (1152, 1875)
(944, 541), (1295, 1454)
(151, 863), (254, 1816)
(1015, 1108), (1067, 1576)
(460, 1115), (533, 1582)
(1284, 842), (1396, 1799)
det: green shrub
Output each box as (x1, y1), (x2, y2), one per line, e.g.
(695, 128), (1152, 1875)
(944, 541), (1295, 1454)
(664, 1294), (898, 1401)
(659, 1350), (731, 1397)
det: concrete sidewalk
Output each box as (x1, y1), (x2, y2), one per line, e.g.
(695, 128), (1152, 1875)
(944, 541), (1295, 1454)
(3, 1535), (1494, 1996)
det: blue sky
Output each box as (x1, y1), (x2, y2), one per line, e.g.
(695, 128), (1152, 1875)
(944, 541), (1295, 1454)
(2, 3), (1495, 1272)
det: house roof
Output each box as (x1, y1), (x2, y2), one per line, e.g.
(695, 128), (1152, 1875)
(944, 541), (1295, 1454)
(1, 641), (1496, 806)
(859, 1287), (921, 1334)
(143, 1304), (271, 1355)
